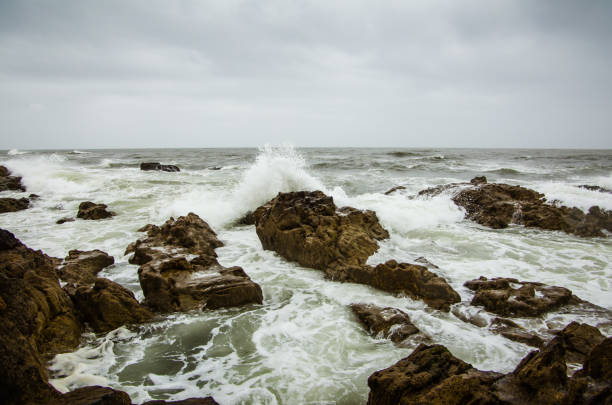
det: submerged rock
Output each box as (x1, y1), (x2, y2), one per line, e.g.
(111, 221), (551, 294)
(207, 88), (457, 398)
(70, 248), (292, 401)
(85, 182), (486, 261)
(140, 162), (180, 172)
(58, 249), (115, 285)
(56, 217), (75, 224)
(490, 317), (545, 348)
(0, 197), (29, 213)
(126, 213), (263, 313)
(579, 184), (612, 194)
(0, 165), (26, 192)
(77, 201), (116, 220)
(253, 191), (459, 311)
(383, 185), (405, 195)
(351, 303), (420, 344)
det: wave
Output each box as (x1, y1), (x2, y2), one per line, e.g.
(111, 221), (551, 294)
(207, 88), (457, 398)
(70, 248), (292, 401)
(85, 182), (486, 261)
(485, 168), (523, 175)
(387, 151), (421, 158)
(7, 149), (28, 155)
(70, 150), (91, 155)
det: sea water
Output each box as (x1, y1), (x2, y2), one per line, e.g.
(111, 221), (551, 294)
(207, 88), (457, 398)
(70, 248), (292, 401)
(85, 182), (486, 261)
(1, 146), (611, 404)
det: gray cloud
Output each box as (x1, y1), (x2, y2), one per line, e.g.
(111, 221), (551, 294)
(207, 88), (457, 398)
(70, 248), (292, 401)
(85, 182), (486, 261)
(0, 0), (611, 149)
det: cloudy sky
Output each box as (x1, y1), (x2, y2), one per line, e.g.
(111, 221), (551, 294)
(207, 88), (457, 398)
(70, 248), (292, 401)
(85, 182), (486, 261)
(1, 0), (610, 149)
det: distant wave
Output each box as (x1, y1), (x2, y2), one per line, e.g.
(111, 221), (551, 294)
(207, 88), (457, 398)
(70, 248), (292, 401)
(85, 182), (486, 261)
(69, 150), (91, 155)
(387, 151), (420, 158)
(7, 149), (28, 155)
(486, 168), (523, 175)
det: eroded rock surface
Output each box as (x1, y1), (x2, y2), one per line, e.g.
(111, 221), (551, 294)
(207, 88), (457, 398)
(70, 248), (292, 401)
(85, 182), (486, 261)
(77, 202), (116, 220)
(351, 303), (419, 344)
(140, 162), (180, 172)
(0, 165), (26, 192)
(0, 197), (29, 213)
(254, 191), (459, 311)
(58, 249), (115, 285)
(126, 213), (262, 313)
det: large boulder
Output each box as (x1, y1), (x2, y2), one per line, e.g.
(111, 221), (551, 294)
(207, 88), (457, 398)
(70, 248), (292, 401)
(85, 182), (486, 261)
(57, 386), (132, 405)
(0, 197), (29, 213)
(77, 202), (116, 220)
(126, 213), (263, 313)
(0, 165), (26, 192)
(254, 191), (459, 311)
(140, 162), (180, 172)
(351, 303), (419, 344)
(58, 250), (115, 285)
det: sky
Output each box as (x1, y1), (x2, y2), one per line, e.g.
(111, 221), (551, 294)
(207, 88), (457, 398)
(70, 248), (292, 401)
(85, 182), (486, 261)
(0, 0), (611, 149)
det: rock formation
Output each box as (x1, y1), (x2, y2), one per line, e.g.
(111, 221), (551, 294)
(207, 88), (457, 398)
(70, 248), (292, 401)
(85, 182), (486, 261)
(351, 303), (420, 344)
(253, 191), (460, 311)
(58, 249), (115, 285)
(77, 202), (116, 220)
(140, 162), (181, 172)
(126, 213), (263, 313)
(0, 165), (26, 192)
(0, 197), (29, 213)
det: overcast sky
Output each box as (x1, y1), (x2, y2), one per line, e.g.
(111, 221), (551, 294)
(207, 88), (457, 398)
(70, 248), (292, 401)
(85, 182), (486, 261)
(1, 0), (611, 149)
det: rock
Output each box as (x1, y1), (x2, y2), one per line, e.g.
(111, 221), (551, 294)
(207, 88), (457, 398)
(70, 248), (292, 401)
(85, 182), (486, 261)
(465, 277), (578, 317)
(579, 184), (612, 194)
(0, 229), (81, 404)
(567, 337), (612, 404)
(384, 185), (405, 195)
(29, 193), (40, 200)
(57, 217), (75, 224)
(140, 162), (180, 172)
(351, 303), (419, 344)
(414, 256), (439, 269)
(348, 261), (461, 312)
(470, 176), (487, 185)
(0, 197), (29, 213)
(68, 278), (153, 333)
(556, 321), (606, 365)
(141, 398), (219, 405)
(491, 318), (545, 348)
(127, 213), (262, 313)
(253, 191), (459, 311)
(77, 202), (116, 220)
(0, 165), (26, 192)
(58, 386), (131, 405)
(58, 250), (115, 285)
(237, 211), (256, 225)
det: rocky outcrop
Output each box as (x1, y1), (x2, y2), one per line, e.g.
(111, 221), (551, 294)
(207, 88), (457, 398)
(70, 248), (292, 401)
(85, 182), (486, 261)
(58, 250), (115, 285)
(464, 277), (579, 317)
(556, 321), (606, 365)
(56, 217), (75, 224)
(77, 202), (116, 220)
(367, 326), (612, 405)
(490, 318), (545, 348)
(254, 191), (459, 311)
(0, 165), (26, 192)
(351, 303), (419, 344)
(142, 398), (219, 405)
(126, 213), (263, 313)
(57, 386), (132, 405)
(579, 184), (612, 194)
(140, 162), (180, 172)
(0, 197), (29, 213)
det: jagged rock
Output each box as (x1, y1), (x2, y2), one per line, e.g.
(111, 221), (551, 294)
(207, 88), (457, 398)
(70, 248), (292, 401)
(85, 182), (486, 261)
(0, 229), (81, 405)
(351, 303), (419, 344)
(126, 213), (262, 313)
(140, 162), (180, 172)
(77, 202), (116, 220)
(0, 197), (29, 213)
(142, 398), (219, 405)
(57, 386), (131, 405)
(68, 278), (153, 333)
(491, 318), (545, 348)
(57, 217), (75, 224)
(556, 321), (606, 365)
(465, 277), (578, 317)
(579, 184), (612, 194)
(384, 185), (405, 195)
(237, 211), (256, 225)
(348, 261), (461, 312)
(58, 250), (115, 285)
(0, 165), (26, 192)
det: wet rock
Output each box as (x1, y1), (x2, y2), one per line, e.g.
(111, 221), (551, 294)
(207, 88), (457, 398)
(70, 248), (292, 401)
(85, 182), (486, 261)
(0, 197), (29, 213)
(348, 261), (461, 312)
(141, 397), (219, 405)
(57, 217), (75, 224)
(58, 386), (131, 405)
(383, 185), (405, 195)
(69, 278), (153, 333)
(29, 193), (40, 200)
(556, 321), (606, 365)
(237, 210), (256, 225)
(140, 162), (180, 172)
(351, 303), (419, 344)
(0, 165), (26, 192)
(0, 229), (81, 404)
(127, 213), (262, 313)
(77, 202), (116, 220)
(491, 317), (545, 348)
(414, 256), (439, 269)
(465, 277), (578, 317)
(58, 249), (115, 285)
(579, 184), (612, 194)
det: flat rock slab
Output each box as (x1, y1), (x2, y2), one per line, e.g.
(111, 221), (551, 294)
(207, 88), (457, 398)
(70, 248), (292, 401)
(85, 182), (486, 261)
(58, 249), (115, 285)
(140, 162), (180, 172)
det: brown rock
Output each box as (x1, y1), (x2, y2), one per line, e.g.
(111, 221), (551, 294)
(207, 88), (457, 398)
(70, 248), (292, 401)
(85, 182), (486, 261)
(384, 185), (406, 195)
(491, 318), (545, 348)
(351, 303), (419, 344)
(0, 197), (29, 213)
(141, 398), (219, 405)
(579, 184), (612, 194)
(56, 386), (131, 405)
(127, 213), (263, 313)
(57, 217), (75, 224)
(58, 250), (115, 285)
(140, 162), (180, 172)
(556, 321), (606, 365)
(69, 278), (153, 333)
(0, 165), (26, 192)
(77, 202), (116, 220)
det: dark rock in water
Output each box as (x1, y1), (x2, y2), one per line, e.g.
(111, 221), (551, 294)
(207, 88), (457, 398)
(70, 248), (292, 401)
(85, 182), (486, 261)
(579, 184), (612, 194)
(68, 278), (153, 333)
(237, 211), (256, 225)
(58, 249), (115, 285)
(142, 397), (220, 405)
(491, 317), (545, 348)
(29, 193), (40, 200)
(77, 201), (116, 220)
(348, 261), (460, 312)
(58, 385), (131, 405)
(208, 166), (222, 171)
(383, 185), (405, 195)
(414, 256), (439, 269)
(0, 197), (29, 213)
(470, 175), (488, 185)
(253, 191), (460, 311)
(465, 277), (578, 317)
(367, 324), (612, 405)
(0, 229), (81, 404)
(351, 303), (419, 344)
(0, 165), (26, 192)
(555, 321), (606, 365)
(126, 213), (262, 313)
(56, 217), (75, 224)
(140, 162), (180, 172)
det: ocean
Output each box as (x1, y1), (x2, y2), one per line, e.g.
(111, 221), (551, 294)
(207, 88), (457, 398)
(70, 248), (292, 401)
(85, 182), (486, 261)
(1, 146), (611, 404)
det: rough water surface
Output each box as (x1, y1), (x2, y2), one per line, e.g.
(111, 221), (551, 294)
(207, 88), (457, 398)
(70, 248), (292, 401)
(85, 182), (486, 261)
(1, 146), (611, 404)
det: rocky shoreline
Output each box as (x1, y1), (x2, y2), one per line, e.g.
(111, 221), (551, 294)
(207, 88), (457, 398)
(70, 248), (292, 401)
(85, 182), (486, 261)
(1, 169), (610, 404)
